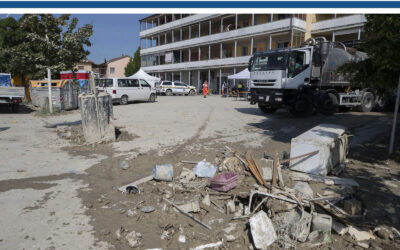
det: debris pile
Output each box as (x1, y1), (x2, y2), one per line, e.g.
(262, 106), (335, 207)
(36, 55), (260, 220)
(111, 124), (399, 249)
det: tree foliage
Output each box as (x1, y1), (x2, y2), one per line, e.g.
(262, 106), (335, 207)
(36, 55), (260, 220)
(338, 14), (400, 94)
(0, 14), (93, 79)
(125, 47), (141, 77)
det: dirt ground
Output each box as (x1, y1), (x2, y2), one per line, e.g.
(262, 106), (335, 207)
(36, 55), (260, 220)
(0, 95), (399, 249)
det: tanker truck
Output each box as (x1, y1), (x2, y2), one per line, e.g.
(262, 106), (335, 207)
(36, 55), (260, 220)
(248, 37), (373, 117)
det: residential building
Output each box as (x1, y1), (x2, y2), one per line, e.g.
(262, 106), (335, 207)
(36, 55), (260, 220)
(74, 60), (94, 72)
(139, 14), (366, 93)
(75, 55), (131, 78)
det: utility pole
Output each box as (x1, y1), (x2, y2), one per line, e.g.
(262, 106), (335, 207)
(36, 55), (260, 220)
(47, 68), (53, 113)
(389, 74), (400, 155)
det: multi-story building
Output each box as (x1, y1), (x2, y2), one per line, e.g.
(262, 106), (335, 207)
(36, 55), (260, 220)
(139, 14), (366, 93)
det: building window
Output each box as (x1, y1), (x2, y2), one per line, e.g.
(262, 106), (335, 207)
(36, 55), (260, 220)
(242, 47), (248, 56)
(110, 67), (115, 74)
(78, 66), (84, 70)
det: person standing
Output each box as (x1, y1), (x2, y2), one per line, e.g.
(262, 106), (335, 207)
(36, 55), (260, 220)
(238, 81), (243, 97)
(202, 80), (208, 98)
(221, 82), (226, 96)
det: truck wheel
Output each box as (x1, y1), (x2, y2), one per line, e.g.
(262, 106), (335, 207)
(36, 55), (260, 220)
(360, 92), (375, 112)
(258, 103), (277, 114)
(289, 95), (313, 118)
(318, 92), (338, 115)
(166, 89), (172, 96)
(120, 95), (128, 105)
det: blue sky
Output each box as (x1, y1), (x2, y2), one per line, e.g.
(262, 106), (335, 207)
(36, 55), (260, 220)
(3, 14), (148, 63)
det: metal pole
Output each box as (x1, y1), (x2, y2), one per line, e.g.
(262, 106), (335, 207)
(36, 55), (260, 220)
(219, 68), (222, 95)
(47, 68), (53, 113)
(389, 74), (400, 155)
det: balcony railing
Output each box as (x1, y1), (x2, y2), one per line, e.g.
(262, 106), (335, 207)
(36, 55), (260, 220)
(311, 14), (366, 33)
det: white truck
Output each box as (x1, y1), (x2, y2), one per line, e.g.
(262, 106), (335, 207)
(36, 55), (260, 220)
(0, 73), (25, 112)
(248, 37), (373, 117)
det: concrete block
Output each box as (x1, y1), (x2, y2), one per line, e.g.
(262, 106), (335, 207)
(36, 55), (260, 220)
(79, 93), (115, 144)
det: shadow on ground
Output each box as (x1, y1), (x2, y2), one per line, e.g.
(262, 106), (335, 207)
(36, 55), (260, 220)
(0, 104), (34, 114)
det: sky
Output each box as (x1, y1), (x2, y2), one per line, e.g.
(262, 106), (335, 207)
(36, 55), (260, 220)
(3, 14), (148, 63)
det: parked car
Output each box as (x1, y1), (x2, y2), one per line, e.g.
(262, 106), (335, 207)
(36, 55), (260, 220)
(95, 77), (156, 105)
(155, 81), (196, 96)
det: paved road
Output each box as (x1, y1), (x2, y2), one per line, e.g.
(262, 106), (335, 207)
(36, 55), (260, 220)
(0, 95), (392, 249)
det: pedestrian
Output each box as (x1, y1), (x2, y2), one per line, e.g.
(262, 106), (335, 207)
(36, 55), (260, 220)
(202, 80), (208, 98)
(238, 81), (243, 97)
(221, 82), (226, 96)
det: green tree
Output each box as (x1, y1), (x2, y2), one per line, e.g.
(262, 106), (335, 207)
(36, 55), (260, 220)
(125, 47), (141, 77)
(338, 14), (400, 94)
(0, 14), (93, 79)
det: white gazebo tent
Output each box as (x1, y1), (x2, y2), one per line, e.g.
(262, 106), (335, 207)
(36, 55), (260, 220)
(129, 68), (161, 89)
(227, 68), (250, 80)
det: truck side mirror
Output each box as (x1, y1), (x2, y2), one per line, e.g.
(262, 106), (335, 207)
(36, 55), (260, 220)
(248, 57), (253, 72)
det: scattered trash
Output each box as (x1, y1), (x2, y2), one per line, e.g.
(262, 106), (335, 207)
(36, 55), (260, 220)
(220, 157), (245, 173)
(176, 200), (200, 213)
(201, 194), (211, 207)
(311, 213), (332, 234)
(115, 227), (125, 241)
(249, 210), (277, 249)
(190, 241), (223, 250)
(193, 161), (217, 177)
(178, 234), (186, 243)
(163, 198), (211, 230)
(118, 175), (153, 193)
(120, 160), (130, 170)
(292, 181), (314, 199)
(209, 172), (238, 192)
(153, 164), (174, 181)
(126, 209), (136, 217)
(226, 200), (235, 213)
(332, 221), (348, 235)
(141, 206), (155, 213)
(125, 185), (139, 194)
(347, 226), (376, 241)
(125, 231), (142, 248)
(178, 167), (196, 184)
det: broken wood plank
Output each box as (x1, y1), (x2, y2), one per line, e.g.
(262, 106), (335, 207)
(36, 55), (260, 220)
(286, 170), (359, 187)
(272, 150), (279, 187)
(281, 150), (319, 164)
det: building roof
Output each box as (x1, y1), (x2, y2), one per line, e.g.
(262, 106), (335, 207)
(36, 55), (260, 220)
(139, 14), (161, 22)
(107, 55), (131, 63)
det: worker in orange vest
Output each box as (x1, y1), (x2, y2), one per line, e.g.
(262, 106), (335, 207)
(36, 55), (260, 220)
(202, 81), (208, 98)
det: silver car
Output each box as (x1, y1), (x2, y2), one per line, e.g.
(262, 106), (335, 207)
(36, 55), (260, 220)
(156, 81), (196, 96)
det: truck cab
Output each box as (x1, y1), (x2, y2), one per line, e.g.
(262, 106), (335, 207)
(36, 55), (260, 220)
(248, 38), (373, 117)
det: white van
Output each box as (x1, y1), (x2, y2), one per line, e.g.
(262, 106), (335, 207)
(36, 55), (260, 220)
(95, 77), (156, 105)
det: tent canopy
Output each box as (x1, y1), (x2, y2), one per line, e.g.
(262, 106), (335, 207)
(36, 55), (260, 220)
(129, 68), (160, 81)
(227, 68), (250, 80)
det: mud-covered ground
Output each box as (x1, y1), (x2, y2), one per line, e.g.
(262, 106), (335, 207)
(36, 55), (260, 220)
(0, 95), (399, 249)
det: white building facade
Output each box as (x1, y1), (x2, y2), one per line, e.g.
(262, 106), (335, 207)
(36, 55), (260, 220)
(139, 14), (365, 93)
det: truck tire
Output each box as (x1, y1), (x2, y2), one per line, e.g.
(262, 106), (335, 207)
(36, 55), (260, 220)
(10, 103), (19, 113)
(318, 92), (338, 115)
(289, 95), (313, 118)
(258, 103), (277, 114)
(360, 92), (375, 113)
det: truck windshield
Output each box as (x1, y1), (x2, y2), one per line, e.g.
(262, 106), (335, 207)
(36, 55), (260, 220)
(251, 53), (287, 71)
